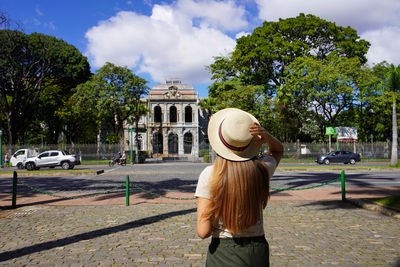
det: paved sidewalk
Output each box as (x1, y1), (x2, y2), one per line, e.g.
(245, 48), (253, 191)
(0, 200), (399, 266)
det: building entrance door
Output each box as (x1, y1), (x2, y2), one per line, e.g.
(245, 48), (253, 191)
(168, 133), (178, 154)
(152, 132), (163, 154)
(184, 132), (192, 154)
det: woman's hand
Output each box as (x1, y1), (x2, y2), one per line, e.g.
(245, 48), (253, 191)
(249, 122), (284, 165)
(249, 122), (268, 145)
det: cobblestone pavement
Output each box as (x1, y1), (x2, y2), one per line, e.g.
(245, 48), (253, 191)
(0, 200), (399, 266)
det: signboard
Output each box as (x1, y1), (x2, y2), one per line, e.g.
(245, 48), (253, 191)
(325, 127), (336, 135)
(336, 127), (358, 141)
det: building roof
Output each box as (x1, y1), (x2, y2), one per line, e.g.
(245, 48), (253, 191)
(150, 78), (197, 96)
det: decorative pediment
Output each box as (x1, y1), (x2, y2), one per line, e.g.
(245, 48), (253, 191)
(164, 85), (181, 99)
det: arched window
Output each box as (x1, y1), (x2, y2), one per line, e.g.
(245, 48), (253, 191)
(154, 106), (162, 123)
(185, 106), (192, 123)
(184, 132), (193, 154)
(168, 133), (178, 154)
(152, 132), (163, 154)
(170, 106), (177, 123)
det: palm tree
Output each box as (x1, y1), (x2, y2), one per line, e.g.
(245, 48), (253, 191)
(131, 101), (148, 163)
(198, 97), (217, 120)
(385, 64), (400, 166)
(198, 97), (217, 161)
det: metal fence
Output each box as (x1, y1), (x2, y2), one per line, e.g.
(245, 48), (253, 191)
(2, 141), (395, 162)
(3, 144), (123, 161)
(278, 141), (392, 160)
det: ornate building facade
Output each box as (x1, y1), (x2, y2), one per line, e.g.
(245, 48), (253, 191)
(125, 78), (207, 160)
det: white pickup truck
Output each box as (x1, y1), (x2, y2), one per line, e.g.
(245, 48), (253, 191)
(10, 149), (39, 169)
(24, 150), (81, 170)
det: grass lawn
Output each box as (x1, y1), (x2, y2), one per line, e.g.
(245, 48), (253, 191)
(370, 195), (400, 210)
(277, 165), (396, 170)
(279, 158), (390, 163)
(0, 168), (98, 175)
(81, 160), (109, 165)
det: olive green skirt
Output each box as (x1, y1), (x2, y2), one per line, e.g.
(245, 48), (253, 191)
(206, 236), (269, 267)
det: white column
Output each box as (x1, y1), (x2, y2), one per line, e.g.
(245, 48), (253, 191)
(178, 130), (184, 155)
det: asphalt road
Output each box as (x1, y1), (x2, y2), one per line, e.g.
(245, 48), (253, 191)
(1, 162), (399, 196)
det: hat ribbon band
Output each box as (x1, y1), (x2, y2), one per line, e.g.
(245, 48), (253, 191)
(219, 120), (249, 152)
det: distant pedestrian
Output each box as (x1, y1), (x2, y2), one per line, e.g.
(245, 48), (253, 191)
(195, 108), (283, 266)
(121, 151), (126, 164)
(115, 152), (122, 163)
(4, 153), (9, 168)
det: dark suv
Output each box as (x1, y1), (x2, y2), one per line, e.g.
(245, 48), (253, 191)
(315, 151), (361, 165)
(24, 150), (81, 170)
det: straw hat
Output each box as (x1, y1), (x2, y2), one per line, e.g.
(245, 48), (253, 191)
(208, 108), (261, 161)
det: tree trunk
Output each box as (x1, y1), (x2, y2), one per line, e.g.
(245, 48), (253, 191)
(296, 139), (301, 159)
(135, 118), (139, 163)
(390, 95), (398, 165)
(7, 111), (18, 145)
(7, 114), (13, 146)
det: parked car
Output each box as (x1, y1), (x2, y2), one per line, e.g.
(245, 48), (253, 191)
(10, 148), (39, 169)
(24, 150), (81, 171)
(315, 151), (361, 165)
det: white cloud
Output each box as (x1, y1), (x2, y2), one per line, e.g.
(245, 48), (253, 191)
(85, 0), (400, 87)
(85, 0), (242, 84)
(177, 0), (248, 31)
(362, 27), (400, 65)
(45, 21), (56, 31)
(255, 0), (400, 65)
(255, 0), (400, 32)
(235, 31), (250, 39)
(35, 5), (43, 17)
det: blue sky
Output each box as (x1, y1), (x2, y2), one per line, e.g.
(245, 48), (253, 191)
(2, 0), (400, 97)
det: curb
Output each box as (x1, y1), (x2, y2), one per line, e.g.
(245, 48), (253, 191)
(347, 198), (400, 219)
(277, 167), (399, 172)
(0, 170), (103, 178)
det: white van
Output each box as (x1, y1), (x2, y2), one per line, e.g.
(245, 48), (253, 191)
(10, 149), (39, 169)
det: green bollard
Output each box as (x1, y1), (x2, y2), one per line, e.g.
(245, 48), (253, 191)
(12, 171), (17, 208)
(340, 170), (346, 201)
(126, 175), (130, 206)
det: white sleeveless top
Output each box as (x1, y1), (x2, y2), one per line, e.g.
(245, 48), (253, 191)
(194, 157), (276, 238)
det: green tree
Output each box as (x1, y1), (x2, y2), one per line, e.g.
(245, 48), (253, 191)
(338, 62), (393, 143)
(208, 78), (262, 112)
(55, 91), (99, 144)
(207, 78), (275, 131)
(124, 100), (148, 162)
(198, 97), (217, 120)
(0, 30), (91, 145)
(72, 62), (149, 146)
(348, 62), (389, 142)
(31, 82), (97, 144)
(277, 56), (364, 140)
(210, 13), (370, 95)
(207, 14), (370, 142)
(106, 132), (120, 144)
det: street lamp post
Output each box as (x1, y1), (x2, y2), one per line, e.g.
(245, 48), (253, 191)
(128, 129), (134, 164)
(0, 130), (3, 168)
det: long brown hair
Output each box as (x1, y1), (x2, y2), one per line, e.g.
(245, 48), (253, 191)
(205, 155), (270, 235)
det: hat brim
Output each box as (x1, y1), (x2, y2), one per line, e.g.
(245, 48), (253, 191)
(208, 108), (260, 161)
